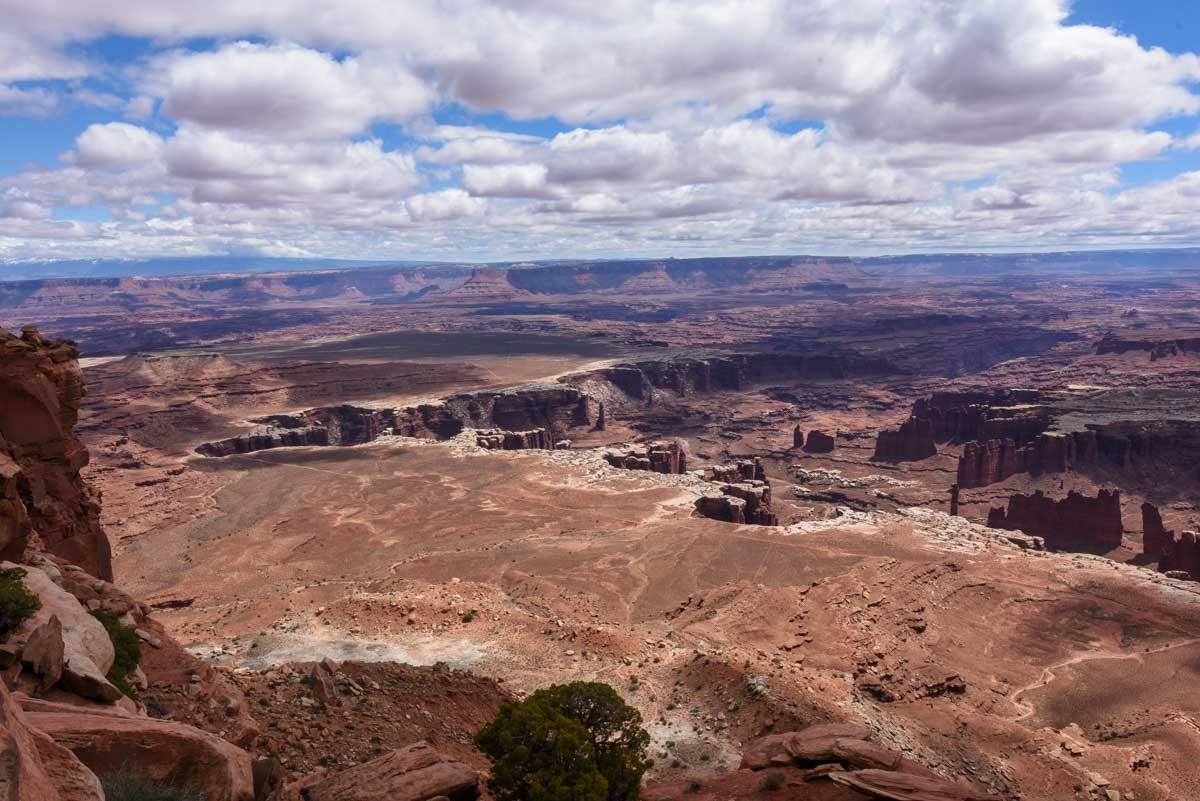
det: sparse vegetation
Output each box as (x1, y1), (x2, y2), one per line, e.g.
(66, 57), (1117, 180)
(461, 610), (476, 623)
(758, 771), (785, 791)
(0, 567), (40, 638)
(90, 609), (142, 697)
(100, 768), (205, 801)
(476, 681), (650, 801)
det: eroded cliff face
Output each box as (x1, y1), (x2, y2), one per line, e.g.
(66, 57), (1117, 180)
(567, 351), (896, 408)
(887, 389), (1200, 489)
(987, 489), (1123, 552)
(0, 327), (111, 579)
(197, 385), (590, 457)
(871, 418), (937, 462)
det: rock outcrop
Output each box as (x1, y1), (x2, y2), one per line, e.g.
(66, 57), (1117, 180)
(25, 703), (255, 801)
(695, 459), (777, 526)
(793, 425), (804, 449)
(475, 428), (554, 450)
(302, 741), (478, 801)
(956, 431), (1099, 488)
(0, 681), (105, 801)
(1142, 502), (1172, 559)
(7, 562), (119, 702)
(198, 385), (592, 457)
(897, 388), (1200, 487)
(0, 327), (112, 579)
(987, 490), (1123, 551)
(1161, 531), (1200, 579)
(872, 418), (937, 462)
(645, 722), (993, 801)
(803, 430), (836, 453)
(603, 441), (687, 474)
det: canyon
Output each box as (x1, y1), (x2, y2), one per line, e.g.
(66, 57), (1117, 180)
(1, 252), (1200, 800)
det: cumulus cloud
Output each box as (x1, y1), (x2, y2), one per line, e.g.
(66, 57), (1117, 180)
(1, 0), (1200, 260)
(67, 123), (165, 169)
(156, 42), (433, 139)
(406, 188), (486, 221)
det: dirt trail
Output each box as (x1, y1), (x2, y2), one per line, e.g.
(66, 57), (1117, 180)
(1011, 636), (1200, 722)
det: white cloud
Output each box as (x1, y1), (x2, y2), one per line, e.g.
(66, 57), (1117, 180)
(405, 188), (486, 221)
(157, 42), (433, 139)
(0, 0), (1199, 260)
(67, 123), (165, 169)
(463, 163), (552, 198)
(124, 95), (155, 120)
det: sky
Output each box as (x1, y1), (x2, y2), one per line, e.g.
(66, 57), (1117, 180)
(2, 1), (1200, 267)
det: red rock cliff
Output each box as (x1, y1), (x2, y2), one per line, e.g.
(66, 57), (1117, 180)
(987, 489), (1123, 552)
(0, 327), (112, 579)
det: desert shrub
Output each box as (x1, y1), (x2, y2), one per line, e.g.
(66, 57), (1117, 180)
(476, 681), (650, 801)
(100, 768), (205, 801)
(0, 567), (41, 638)
(758, 771), (785, 791)
(90, 609), (142, 697)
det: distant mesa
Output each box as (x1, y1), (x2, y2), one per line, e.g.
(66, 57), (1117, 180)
(434, 267), (530, 302)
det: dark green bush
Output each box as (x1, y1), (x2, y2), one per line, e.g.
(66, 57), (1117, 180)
(90, 609), (142, 697)
(476, 681), (650, 801)
(100, 767), (205, 801)
(0, 567), (41, 638)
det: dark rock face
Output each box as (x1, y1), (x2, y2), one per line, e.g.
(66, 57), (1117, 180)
(913, 390), (1048, 443)
(603, 441), (687, 474)
(1162, 531), (1200, 579)
(1097, 329), (1200, 358)
(0, 327), (112, 579)
(987, 489), (1123, 552)
(1142, 502), (1173, 559)
(793, 426), (804, 449)
(803, 430), (836, 453)
(872, 418), (937, 462)
(956, 431), (1098, 488)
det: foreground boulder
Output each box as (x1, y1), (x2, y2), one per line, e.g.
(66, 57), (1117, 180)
(303, 741), (478, 801)
(0, 683), (103, 801)
(647, 723), (994, 801)
(25, 703), (255, 801)
(6, 562), (120, 702)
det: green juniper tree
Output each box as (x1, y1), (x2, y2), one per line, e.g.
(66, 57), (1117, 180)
(476, 682), (650, 801)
